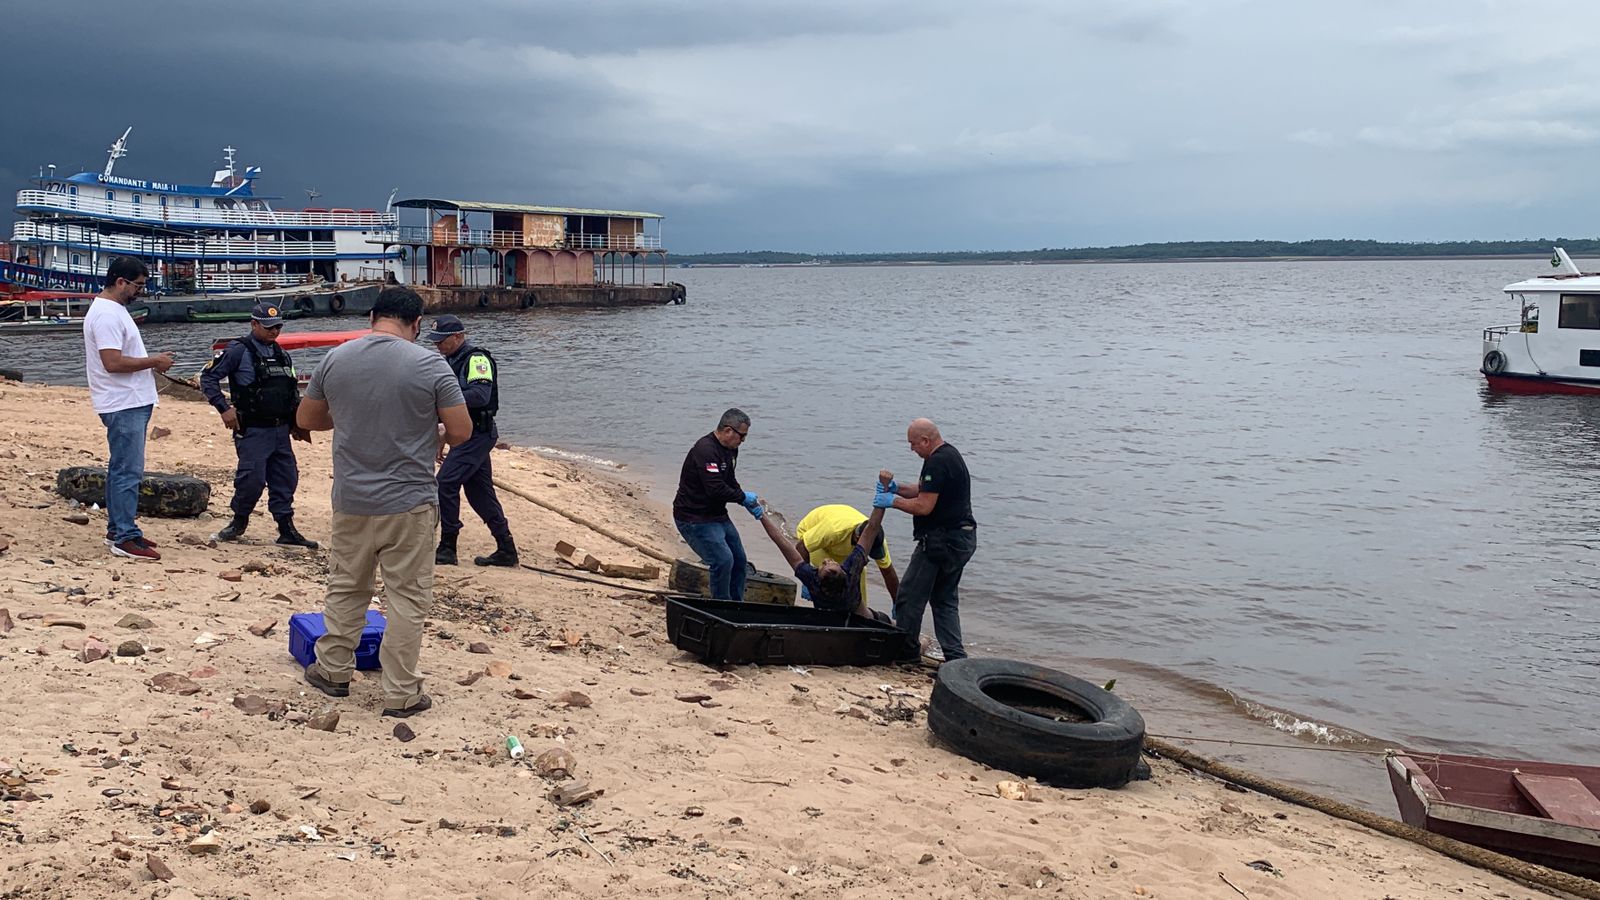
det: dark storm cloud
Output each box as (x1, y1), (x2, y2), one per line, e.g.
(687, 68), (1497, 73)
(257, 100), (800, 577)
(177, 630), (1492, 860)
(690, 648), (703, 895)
(7, 1), (1600, 252)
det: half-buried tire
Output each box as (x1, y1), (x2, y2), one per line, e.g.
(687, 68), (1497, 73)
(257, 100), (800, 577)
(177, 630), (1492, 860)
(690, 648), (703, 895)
(56, 466), (211, 518)
(927, 658), (1146, 788)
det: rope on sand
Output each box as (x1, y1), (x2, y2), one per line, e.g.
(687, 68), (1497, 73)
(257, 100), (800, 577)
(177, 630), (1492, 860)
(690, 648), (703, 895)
(1144, 737), (1600, 900)
(492, 476), (674, 564)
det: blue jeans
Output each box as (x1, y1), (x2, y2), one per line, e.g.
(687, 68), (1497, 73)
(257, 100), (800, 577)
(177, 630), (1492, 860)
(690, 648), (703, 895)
(893, 526), (977, 660)
(676, 518), (748, 601)
(99, 405), (152, 544)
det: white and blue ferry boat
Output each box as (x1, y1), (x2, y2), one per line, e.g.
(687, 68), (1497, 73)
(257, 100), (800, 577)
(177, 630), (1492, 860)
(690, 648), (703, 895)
(3, 129), (398, 322)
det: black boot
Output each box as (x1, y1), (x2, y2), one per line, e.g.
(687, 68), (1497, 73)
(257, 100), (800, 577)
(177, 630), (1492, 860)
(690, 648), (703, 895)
(216, 514), (249, 542)
(474, 534), (518, 567)
(435, 532), (458, 566)
(275, 518), (319, 549)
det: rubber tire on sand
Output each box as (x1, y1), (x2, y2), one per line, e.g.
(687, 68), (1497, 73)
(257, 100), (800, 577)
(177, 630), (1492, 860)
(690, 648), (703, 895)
(55, 466), (212, 518)
(928, 657), (1146, 788)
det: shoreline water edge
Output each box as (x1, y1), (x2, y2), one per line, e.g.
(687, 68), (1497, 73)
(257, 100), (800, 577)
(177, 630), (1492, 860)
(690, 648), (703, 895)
(0, 379), (1572, 899)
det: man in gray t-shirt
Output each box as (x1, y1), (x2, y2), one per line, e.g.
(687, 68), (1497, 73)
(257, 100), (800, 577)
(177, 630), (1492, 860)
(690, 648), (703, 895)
(296, 287), (472, 718)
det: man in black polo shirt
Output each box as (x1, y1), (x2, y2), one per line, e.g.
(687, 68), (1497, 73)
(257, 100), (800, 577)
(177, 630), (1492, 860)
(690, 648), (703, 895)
(876, 418), (977, 660)
(673, 408), (763, 600)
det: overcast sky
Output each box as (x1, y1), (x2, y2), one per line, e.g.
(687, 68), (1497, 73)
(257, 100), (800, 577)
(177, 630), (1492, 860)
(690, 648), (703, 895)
(4, 0), (1598, 253)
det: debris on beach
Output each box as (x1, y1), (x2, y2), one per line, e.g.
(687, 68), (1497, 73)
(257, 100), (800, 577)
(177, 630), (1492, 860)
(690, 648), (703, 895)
(533, 747), (577, 778)
(549, 781), (603, 807)
(553, 690), (592, 709)
(996, 781), (1033, 801)
(299, 708), (337, 732)
(149, 673), (201, 695)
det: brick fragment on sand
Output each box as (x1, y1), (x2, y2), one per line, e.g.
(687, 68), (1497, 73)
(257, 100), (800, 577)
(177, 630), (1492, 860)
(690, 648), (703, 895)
(79, 638), (111, 662)
(218, 570), (243, 583)
(247, 618), (277, 638)
(150, 673), (201, 695)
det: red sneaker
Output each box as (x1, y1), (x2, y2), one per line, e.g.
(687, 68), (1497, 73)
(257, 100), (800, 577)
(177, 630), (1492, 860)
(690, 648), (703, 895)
(105, 532), (157, 548)
(111, 539), (160, 561)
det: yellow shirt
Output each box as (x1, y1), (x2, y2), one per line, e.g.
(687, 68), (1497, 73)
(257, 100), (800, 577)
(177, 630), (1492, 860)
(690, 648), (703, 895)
(795, 505), (891, 607)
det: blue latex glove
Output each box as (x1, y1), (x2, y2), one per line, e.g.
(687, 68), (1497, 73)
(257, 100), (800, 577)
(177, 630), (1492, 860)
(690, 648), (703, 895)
(742, 491), (759, 509)
(747, 501), (764, 520)
(880, 478), (898, 496)
(872, 489), (896, 510)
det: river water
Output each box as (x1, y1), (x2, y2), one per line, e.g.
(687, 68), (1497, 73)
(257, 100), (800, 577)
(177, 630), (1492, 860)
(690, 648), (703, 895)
(7, 259), (1598, 811)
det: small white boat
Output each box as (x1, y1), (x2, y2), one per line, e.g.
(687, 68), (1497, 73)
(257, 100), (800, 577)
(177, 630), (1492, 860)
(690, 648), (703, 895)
(1481, 248), (1600, 395)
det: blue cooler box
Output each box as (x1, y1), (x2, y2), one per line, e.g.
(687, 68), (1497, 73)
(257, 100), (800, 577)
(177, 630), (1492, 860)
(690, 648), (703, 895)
(288, 610), (386, 670)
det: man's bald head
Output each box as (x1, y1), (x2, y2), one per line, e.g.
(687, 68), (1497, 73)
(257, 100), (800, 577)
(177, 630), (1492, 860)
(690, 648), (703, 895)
(907, 418), (945, 459)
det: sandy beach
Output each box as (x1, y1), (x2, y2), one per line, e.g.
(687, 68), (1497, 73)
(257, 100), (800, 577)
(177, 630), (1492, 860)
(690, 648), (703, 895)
(0, 379), (1572, 899)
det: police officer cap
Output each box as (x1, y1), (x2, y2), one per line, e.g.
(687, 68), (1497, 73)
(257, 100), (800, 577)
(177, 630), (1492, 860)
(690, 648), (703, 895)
(250, 301), (286, 327)
(424, 314), (465, 343)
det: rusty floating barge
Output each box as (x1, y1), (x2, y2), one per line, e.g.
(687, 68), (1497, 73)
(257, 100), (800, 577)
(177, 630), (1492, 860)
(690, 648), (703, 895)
(373, 197), (684, 313)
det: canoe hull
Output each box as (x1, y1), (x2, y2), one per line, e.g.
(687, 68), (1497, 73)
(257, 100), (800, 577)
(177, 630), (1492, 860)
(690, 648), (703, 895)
(1387, 753), (1600, 878)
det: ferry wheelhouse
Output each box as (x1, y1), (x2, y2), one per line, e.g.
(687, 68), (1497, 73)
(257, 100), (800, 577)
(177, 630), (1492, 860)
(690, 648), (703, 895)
(3, 129), (398, 322)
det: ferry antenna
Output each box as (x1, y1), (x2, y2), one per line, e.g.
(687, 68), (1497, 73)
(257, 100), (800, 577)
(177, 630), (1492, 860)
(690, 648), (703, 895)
(102, 126), (132, 179)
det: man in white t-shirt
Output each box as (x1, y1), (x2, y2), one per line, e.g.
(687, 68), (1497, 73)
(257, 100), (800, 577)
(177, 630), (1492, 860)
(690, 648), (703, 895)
(82, 257), (175, 561)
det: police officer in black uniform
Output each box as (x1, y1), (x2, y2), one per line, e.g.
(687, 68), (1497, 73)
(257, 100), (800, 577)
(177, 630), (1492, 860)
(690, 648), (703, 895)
(425, 315), (517, 567)
(199, 301), (318, 548)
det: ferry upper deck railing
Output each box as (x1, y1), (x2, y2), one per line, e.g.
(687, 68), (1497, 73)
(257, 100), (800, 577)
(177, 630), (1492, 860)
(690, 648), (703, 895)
(368, 225), (663, 251)
(1483, 324), (1521, 342)
(13, 222), (340, 259)
(16, 190), (395, 229)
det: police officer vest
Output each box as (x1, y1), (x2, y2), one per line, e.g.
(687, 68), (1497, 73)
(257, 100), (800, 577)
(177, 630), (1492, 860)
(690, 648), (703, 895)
(230, 339), (299, 428)
(448, 346), (499, 433)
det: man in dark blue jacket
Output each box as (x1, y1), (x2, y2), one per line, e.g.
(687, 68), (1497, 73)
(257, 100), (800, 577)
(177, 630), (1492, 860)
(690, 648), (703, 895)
(672, 409), (761, 600)
(199, 301), (317, 548)
(425, 315), (517, 567)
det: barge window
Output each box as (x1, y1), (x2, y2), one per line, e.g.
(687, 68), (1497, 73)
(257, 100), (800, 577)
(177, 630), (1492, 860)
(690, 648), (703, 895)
(1558, 294), (1600, 329)
(1582, 350), (1600, 367)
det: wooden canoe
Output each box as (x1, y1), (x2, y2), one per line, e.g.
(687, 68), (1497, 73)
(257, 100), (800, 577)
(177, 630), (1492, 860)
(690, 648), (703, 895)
(1387, 751), (1600, 878)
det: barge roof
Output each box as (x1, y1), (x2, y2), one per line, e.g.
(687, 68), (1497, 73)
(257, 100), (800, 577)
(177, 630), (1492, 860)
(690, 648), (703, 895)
(394, 198), (662, 219)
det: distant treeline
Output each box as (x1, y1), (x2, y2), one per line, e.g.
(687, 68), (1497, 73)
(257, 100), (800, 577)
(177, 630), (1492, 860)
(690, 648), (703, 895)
(674, 238), (1600, 266)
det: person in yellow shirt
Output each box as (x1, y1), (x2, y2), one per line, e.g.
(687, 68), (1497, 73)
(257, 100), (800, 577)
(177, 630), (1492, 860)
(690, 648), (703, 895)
(794, 504), (899, 615)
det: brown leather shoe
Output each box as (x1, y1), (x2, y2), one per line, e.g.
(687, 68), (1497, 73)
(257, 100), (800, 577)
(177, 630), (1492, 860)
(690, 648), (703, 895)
(303, 663), (350, 698)
(381, 694), (433, 718)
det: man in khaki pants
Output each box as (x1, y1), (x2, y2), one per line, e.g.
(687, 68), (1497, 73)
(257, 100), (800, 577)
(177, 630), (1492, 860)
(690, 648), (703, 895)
(295, 287), (471, 717)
